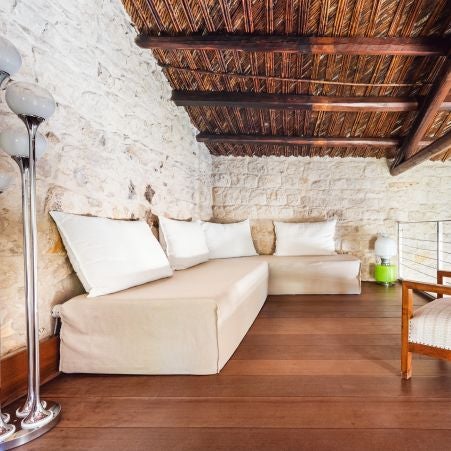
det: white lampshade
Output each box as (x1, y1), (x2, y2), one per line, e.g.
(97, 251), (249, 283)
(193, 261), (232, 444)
(0, 129), (47, 159)
(0, 37), (22, 76)
(0, 172), (13, 192)
(5, 82), (55, 119)
(375, 235), (397, 259)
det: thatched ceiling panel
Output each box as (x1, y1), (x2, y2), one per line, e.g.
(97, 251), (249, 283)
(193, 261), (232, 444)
(121, 0), (451, 160)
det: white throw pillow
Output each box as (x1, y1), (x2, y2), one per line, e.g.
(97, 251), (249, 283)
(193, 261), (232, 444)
(201, 219), (258, 259)
(50, 211), (172, 297)
(274, 220), (337, 256)
(158, 216), (209, 270)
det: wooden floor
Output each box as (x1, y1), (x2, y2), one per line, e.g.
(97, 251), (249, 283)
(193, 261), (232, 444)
(15, 282), (451, 450)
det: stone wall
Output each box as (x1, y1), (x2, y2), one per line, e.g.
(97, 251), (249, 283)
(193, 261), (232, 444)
(0, 0), (212, 354)
(212, 156), (451, 280)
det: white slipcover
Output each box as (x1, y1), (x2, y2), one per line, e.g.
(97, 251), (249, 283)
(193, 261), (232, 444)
(409, 299), (451, 350)
(252, 255), (361, 295)
(56, 258), (269, 374)
(274, 220), (337, 256)
(50, 211), (172, 297)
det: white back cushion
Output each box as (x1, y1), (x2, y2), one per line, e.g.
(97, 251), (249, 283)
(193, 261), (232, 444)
(274, 220), (337, 256)
(158, 216), (209, 270)
(50, 211), (172, 297)
(202, 219), (258, 259)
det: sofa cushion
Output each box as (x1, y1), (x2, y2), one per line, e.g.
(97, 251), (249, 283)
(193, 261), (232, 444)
(158, 216), (209, 270)
(202, 219), (257, 259)
(50, 211), (172, 297)
(274, 220), (337, 256)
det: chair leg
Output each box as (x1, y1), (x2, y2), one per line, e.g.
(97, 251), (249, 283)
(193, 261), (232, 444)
(401, 343), (412, 380)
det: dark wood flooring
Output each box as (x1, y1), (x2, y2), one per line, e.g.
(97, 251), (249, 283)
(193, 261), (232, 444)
(15, 282), (451, 450)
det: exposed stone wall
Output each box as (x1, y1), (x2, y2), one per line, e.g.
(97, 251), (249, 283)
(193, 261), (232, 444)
(0, 0), (212, 354)
(212, 156), (451, 280)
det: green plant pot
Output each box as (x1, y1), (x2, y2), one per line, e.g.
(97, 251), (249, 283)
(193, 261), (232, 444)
(374, 264), (397, 286)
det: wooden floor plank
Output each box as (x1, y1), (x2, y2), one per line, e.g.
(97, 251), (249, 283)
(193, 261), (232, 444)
(42, 374), (451, 399)
(15, 427), (451, 451)
(27, 397), (451, 429)
(249, 318), (400, 335)
(221, 358), (451, 376)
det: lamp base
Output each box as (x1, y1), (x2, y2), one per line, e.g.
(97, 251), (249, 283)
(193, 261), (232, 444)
(0, 402), (61, 450)
(375, 264), (397, 286)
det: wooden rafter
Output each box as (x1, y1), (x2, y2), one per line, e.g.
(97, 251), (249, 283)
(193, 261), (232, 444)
(173, 91), (451, 112)
(391, 130), (451, 175)
(391, 57), (451, 173)
(136, 34), (449, 56)
(197, 133), (433, 148)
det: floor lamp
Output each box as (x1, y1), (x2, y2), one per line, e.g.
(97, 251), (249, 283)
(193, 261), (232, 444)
(0, 38), (61, 449)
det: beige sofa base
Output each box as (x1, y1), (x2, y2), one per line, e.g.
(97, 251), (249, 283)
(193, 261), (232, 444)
(55, 254), (361, 375)
(56, 258), (268, 375)
(255, 255), (361, 295)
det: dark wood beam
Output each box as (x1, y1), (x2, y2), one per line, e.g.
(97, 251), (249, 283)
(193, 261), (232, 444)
(394, 58), (451, 164)
(391, 131), (451, 176)
(197, 133), (433, 148)
(136, 34), (449, 56)
(172, 91), (451, 112)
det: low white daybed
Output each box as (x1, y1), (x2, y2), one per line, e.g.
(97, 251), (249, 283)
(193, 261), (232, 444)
(54, 254), (360, 375)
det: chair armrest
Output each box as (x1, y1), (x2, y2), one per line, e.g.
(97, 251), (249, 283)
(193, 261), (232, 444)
(402, 279), (451, 297)
(437, 271), (451, 298)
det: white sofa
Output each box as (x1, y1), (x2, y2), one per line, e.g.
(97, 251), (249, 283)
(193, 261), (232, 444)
(54, 254), (360, 375)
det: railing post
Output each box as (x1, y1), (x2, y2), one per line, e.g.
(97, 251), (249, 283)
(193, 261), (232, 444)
(398, 222), (403, 280)
(437, 220), (443, 272)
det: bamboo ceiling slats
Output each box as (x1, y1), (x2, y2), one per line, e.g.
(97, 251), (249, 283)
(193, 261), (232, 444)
(121, 0), (451, 161)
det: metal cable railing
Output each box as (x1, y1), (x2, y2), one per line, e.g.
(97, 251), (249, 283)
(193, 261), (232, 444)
(398, 220), (451, 296)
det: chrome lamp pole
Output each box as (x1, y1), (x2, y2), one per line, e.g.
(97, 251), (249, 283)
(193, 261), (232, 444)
(0, 38), (61, 449)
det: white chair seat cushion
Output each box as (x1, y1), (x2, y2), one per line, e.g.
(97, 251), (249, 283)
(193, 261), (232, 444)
(409, 299), (451, 350)
(50, 211), (172, 297)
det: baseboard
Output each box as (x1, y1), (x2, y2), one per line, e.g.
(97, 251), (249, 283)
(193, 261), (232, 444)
(1, 336), (60, 405)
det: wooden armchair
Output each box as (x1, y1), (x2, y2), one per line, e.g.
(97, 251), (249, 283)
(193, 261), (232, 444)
(401, 270), (451, 380)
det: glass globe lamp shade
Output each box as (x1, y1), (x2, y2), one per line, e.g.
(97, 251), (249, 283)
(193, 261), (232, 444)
(5, 82), (55, 119)
(0, 129), (47, 159)
(0, 36), (22, 76)
(375, 235), (397, 260)
(0, 172), (13, 193)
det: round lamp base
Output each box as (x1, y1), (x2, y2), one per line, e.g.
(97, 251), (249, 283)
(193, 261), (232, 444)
(0, 402), (61, 450)
(375, 264), (397, 286)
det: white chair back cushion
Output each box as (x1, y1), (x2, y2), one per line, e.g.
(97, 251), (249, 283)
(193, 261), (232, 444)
(274, 220), (337, 256)
(50, 211), (172, 297)
(202, 219), (258, 259)
(158, 216), (209, 270)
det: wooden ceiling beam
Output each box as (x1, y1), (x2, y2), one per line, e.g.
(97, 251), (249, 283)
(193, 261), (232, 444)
(390, 131), (451, 175)
(197, 133), (433, 148)
(172, 91), (451, 112)
(392, 57), (451, 168)
(136, 34), (449, 56)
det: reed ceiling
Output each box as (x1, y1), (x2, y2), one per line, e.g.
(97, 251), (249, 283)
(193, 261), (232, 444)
(121, 0), (451, 163)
